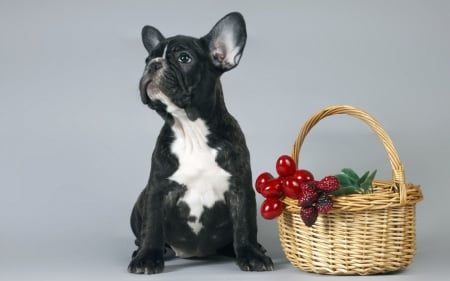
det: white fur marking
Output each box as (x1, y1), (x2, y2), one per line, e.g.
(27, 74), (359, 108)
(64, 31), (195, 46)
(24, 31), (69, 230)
(148, 90), (184, 117)
(148, 89), (231, 235)
(169, 116), (231, 235)
(162, 44), (168, 59)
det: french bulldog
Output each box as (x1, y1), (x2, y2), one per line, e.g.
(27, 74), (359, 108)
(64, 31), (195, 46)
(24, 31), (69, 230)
(128, 12), (273, 274)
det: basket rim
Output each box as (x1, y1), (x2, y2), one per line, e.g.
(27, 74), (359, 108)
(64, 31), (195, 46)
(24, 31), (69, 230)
(282, 179), (423, 213)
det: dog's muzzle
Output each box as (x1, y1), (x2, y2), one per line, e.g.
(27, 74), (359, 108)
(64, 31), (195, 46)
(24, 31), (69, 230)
(140, 59), (165, 104)
(139, 73), (152, 104)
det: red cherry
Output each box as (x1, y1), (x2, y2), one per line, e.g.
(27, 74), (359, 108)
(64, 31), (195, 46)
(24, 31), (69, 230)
(276, 155), (297, 177)
(260, 178), (283, 198)
(293, 169), (314, 183)
(260, 198), (284, 219)
(282, 177), (302, 199)
(255, 172), (274, 194)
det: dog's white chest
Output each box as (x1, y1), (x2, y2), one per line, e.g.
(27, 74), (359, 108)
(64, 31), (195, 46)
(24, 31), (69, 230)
(169, 117), (231, 234)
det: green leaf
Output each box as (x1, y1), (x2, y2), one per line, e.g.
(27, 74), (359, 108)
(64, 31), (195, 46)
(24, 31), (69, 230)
(361, 169), (377, 193)
(335, 174), (353, 187)
(359, 182), (371, 193)
(341, 168), (359, 184)
(367, 169), (377, 183)
(331, 186), (359, 196)
(357, 171), (370, 186)
(333, 169), (378, 196)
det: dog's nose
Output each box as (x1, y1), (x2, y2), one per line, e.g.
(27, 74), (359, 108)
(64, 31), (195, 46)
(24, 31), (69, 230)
(149, 61), (163, 73)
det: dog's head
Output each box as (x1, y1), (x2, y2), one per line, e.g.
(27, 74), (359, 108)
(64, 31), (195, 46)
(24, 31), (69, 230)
(139, 12), (246, 122)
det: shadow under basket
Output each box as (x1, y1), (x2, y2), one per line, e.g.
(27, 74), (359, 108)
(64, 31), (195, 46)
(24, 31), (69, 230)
(278, 105), (423, 275)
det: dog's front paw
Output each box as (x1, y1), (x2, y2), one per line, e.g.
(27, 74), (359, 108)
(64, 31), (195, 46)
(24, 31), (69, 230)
(236, 245), (274, 271)
(128, 249), (164, 274)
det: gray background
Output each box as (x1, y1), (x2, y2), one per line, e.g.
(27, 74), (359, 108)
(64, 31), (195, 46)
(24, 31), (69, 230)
(1, 0), (449, 280)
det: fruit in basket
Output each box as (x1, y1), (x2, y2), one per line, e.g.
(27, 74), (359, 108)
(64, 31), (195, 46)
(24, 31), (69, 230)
(255, 172), (274, 194)
(260, 178), (283, 198)
(293, 169), (314, 183)
(298, 182), (319, 208)
(316, 193), (333, 214)
(256, 154), (378, 225)
(260, 198), (284, 220)
(317, 175), (340, 192)
(275, 155), (297, 177)
(300, 206), (318, 227)
(258, 154), (370, 222)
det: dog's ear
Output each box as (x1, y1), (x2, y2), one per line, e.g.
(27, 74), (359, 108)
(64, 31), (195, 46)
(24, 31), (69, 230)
(142, 26), (165, 53)
(203, 12), (247, 71)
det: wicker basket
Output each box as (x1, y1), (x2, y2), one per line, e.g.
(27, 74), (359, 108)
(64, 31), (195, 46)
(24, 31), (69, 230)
(278, 105), (423, 275)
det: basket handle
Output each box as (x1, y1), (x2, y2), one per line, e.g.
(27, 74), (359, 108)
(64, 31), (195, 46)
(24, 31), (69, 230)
(291, 105), (407, 205)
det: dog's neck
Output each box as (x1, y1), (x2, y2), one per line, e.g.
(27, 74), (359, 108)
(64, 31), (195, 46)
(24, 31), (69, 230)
(166, 79), (229, 126)
(198, 80), (229, 123)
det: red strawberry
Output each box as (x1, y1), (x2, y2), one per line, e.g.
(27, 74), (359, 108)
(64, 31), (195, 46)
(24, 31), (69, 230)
(298, 182), (318, 208)
(316, 193), (333, 214)
(300, 206), (318, 227)
(317, 176), (340, 192)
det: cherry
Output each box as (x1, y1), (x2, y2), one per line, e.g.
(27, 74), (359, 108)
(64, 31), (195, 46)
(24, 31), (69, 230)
(260, 178), (283, 198)
(282, 177), (302, 199)
(276, 155), (296, 177)
(293, 169), (314, 183)
(255, 172), (274, 194)
(260, 198), (284, 220)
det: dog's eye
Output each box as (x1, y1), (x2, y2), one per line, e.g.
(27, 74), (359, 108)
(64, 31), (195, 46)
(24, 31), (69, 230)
(145, 57), (150, 64)
(177, 53), (192, 64)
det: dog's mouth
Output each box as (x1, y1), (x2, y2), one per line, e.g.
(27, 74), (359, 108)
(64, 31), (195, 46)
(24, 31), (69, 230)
(139, 74), (154, 104)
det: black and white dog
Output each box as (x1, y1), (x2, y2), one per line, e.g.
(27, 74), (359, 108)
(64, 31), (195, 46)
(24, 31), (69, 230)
(128, 12), (273, 274)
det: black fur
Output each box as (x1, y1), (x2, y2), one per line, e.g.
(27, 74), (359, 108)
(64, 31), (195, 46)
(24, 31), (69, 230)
(128, 12), (273, 274)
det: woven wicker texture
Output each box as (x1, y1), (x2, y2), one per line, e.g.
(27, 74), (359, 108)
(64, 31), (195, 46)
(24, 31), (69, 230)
(278, 105), (423, 275)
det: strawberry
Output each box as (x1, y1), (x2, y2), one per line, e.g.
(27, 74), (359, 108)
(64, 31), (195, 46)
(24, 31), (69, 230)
(300, 206), (318, 227)
(298, 182), (318, 208)
(316, 193), (333, 214)
(317, 176), (340, 192)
